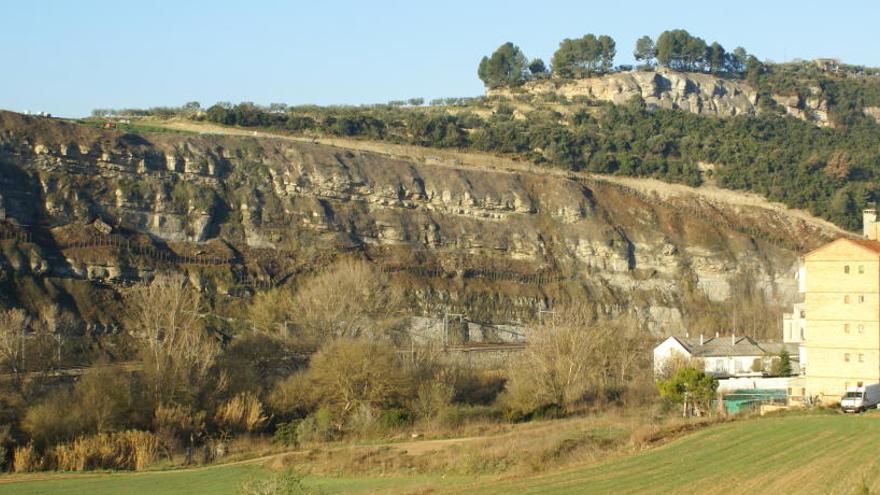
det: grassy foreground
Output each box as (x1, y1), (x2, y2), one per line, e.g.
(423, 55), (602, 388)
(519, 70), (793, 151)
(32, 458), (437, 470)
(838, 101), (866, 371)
(457, 412), (880, 495)
(0, 461), (467, 495)
(2, 412), (878, 495)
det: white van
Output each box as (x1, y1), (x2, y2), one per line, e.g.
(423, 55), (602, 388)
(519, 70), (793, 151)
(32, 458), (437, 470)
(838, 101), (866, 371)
(841, 383), (880, 412)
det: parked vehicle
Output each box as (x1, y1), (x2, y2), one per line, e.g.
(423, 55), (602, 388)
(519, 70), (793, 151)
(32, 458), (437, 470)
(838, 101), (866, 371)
(841, 383), (880, 412)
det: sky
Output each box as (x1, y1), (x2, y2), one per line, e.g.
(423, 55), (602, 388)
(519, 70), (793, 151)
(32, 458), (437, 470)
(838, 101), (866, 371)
(2, 0), (879, 117)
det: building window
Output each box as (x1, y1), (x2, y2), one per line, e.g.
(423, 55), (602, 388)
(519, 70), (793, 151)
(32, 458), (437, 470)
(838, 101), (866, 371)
(859, 295), (865, 303)
(800, 328), (804, 340)
(800, 310), (806, 318)
(859, 265), (865, 274)
(845, 323), (850, 333)
(845, 265), (851, 274)
(859, 354), (865, 363)
(845, 353), (851, 362)
(844, 295), (850, 304)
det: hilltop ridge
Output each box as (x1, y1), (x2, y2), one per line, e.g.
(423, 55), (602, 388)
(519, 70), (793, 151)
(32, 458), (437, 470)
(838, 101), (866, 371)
(490, 69), (843, 125)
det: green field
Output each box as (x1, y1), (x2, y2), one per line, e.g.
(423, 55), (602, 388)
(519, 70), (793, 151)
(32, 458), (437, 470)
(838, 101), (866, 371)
(2, 413), (878, 495)
(0, 462), (468, 495)
(458, 413), (880, 495)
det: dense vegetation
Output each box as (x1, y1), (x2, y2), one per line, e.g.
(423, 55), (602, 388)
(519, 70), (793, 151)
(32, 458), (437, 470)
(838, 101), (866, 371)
(0, 261), (657, 474)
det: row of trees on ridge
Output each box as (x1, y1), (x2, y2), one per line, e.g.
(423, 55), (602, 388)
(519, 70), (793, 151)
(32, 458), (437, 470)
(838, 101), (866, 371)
(478, 29), (758, 88)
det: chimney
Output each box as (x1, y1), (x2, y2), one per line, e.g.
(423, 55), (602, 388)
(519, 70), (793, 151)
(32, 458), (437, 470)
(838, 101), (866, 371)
(686, 331), (690, 339)
(700, 333), (704, 345)
(731, 333), (735, 345)
(715, 331), (719, 338)
(864, 209), (878, 240)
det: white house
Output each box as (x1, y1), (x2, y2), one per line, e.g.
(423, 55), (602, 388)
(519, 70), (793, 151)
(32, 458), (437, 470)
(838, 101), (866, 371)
(654, 334), (800, 378)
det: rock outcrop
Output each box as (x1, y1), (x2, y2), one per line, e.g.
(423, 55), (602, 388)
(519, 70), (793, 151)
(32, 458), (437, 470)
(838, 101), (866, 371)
(491, 69), (833, 125)
(0, 111), (847, 334)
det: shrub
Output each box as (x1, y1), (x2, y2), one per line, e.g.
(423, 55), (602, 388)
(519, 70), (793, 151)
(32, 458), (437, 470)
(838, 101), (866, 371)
(22, 390), (85, 447)
(657, 367), (718, 415)
(306, 339), (412, 414)
(770, 349), (793, 376)
(413, 378), (454, 422)
(313, 407), (334, 438)
(74, 363), (136, 434)
(23, 365), (141, 449)
(346, 404), (380, 438)
(272, 420), (300, 448)
(295, 407), (336, 444)
(239, 470), (311, 495)
(378, 409), (413, 431)
(268, 372), (319, 418)
(154, 403), (206, 452)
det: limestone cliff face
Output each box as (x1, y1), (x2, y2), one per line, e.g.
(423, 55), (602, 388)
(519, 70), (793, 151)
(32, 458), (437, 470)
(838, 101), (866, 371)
(491, 70), (833, 125)
(0, 112), (845, 334)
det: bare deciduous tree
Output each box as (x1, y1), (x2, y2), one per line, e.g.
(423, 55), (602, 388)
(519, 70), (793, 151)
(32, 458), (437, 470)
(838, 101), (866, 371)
(502, 305), (649, 414)
(0, 309), (28, 374)
(247, 287), (297, 338)
(126, 274), (219, 402)
(656, 350), (705, 381)
(291, 259), (404, 343)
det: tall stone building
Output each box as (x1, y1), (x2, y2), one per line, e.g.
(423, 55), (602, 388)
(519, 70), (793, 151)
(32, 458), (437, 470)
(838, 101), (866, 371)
(801, 209), (880, 401)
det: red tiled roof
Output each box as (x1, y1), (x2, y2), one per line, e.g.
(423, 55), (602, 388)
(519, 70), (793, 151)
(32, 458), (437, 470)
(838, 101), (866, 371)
(804, 237), (880, 258)
(847, 238), (880, 253)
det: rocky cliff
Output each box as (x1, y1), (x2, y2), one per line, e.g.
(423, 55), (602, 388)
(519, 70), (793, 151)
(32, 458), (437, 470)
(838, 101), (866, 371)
(491, 69), (833, 125)
(0, 111), (847, 334)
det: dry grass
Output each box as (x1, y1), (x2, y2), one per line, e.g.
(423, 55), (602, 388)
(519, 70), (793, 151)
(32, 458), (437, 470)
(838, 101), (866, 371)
(270, 408), (713, 478)
(216, 392), (268, 434)
(50, 430), (160, 471)
(13, 443), (41, 473)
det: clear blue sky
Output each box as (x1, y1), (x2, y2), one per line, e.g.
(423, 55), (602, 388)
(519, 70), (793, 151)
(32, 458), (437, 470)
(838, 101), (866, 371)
(2, 0), (879, 117)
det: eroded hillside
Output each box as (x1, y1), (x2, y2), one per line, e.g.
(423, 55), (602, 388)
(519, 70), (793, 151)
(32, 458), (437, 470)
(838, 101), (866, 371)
(0, 111), (847, 334)
(490, 69), (869, 125)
